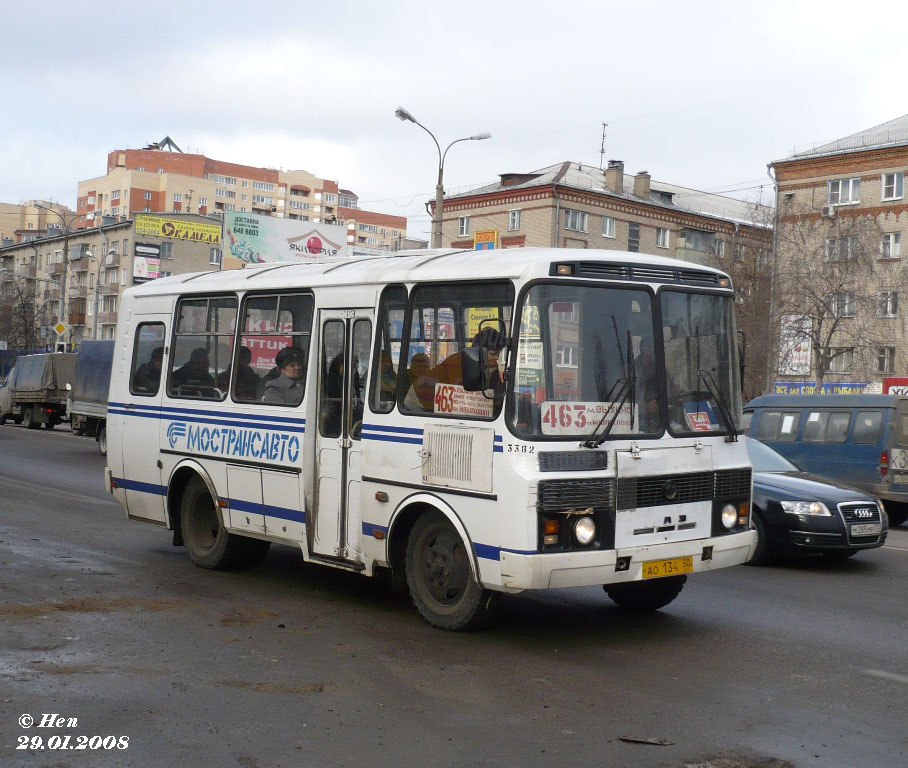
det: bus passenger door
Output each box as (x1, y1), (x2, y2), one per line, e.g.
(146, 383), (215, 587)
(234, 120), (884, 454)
(312, 310), (373, 563)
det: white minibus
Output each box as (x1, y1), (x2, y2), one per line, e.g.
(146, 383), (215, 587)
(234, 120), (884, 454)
(106, 247), (755, 629)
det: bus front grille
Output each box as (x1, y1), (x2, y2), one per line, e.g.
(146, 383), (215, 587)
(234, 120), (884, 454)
(538, 478), (616, 513)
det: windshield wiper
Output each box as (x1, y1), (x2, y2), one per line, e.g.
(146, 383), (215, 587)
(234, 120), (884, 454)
(581, 374), (636, 449)
(698, 368), (738, 442)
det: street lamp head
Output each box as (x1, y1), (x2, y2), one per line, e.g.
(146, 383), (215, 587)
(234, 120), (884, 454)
(395, 106), (416, 123)
(470, 132), (491, 141)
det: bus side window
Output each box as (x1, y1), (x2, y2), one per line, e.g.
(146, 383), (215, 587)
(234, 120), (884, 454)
(130, 323), (166, 396)
(852, 411), (882, 444)
(825, 411), (851, 443)
(167, 297), (236, 401)
(370, 285), (406, 414)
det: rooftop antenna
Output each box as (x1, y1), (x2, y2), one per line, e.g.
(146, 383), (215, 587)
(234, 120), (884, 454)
(599, 122), (609, 169)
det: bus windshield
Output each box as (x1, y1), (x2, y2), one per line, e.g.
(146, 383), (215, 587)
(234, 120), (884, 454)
(508, 283), (741, 440)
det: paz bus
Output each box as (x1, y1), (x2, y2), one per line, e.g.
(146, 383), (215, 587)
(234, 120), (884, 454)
(105, 247), (755, 630)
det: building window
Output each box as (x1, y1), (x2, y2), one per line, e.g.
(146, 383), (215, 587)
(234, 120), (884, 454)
(876, 346), (896, 374)
(252, 181), (274, 191)
(458, 216), (470, 237)
(627, 221), (640, 252)
(173, 193), (182, 202)
(289, 200), (309, 210)
(160, 242), (173, 259)
(252, 195), (273, 205)
(827, 177), (860, 205)
(508, 210), (521, 231)
(206, 174), (236, 185)
(324, 193), (336, 203)
(198, 197), (207, 206)
(657, 227), (670, 248)
(225, 203), (235, 211)
(555, 344), (578, 368)
(881, 232), (901, 259)
(359, 223), (378, 233)
(830, 292), (855, 317)
(714, 239), (725, 258)
(111, 190), (120, 200)
(564, 209), (587, 232)
(878, 290), (899, 318)
(825, 347), (853, 374)
(882, 172), (904, 201)
(602, 216), (615, 238)
(143, 191), (152, 201)
(824, 237), (857, 261)
(209, 248), (222, 266)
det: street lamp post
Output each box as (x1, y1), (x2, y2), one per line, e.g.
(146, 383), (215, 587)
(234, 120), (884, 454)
(394, 107), (490, 248)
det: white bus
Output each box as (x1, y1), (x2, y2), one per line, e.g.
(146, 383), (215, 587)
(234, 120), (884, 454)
(106, 247), (755, 630)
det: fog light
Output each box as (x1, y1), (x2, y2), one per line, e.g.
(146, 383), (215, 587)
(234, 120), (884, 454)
(615, 556), (631, 571)
(574, 516), (596, 545)
(721, 503), (738, 529)
(543, 535), (559, 546)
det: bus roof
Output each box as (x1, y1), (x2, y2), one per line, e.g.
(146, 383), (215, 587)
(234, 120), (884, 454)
(125, 247), (731, 297)
(745, 393), (900, 409)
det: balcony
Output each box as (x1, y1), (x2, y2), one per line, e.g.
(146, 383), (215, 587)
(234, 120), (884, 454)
(100, 282), (120, 295)
(49, 263), (65, 276)
(68, 312), (86, 326)
(20, 265), (36, 277)
(71, 258), (89, 272)
(103, 253), (120, 267)
(97, 311), (118, 325)
(43, 288), (62, 301)
(70, 285), (88, 298)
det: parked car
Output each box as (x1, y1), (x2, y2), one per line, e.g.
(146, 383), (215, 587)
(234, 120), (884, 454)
(744, 394), (908, 526)
(745, 437), (887, 564)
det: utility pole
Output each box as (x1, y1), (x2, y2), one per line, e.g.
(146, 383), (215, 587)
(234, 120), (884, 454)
(599, 122), (608, 170)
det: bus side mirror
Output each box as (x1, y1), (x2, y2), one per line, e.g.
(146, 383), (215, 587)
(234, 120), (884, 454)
(461, 346), (485, 392)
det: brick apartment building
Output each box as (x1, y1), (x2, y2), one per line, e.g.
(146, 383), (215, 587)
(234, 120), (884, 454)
(76, 138), (406, 251)
(769, 114), (908, 392)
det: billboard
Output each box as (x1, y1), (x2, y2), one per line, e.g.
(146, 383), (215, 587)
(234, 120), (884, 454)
(224, 212), (351, 264)
(778, 314), (812, 375)
(772, 381), (871, 395)
(133, 242), (161, 283)
(474, 230), (498, 250)
(883, 377), (908, 394)
(135, 215), (221, 244)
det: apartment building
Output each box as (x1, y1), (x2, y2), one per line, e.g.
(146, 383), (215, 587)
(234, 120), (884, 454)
(0, 213), (225, 348)
(74, 140), (407, 250)
(769, 114), (908, 391)
(438, 160), (772, 266)
(0, 201), (78, 244)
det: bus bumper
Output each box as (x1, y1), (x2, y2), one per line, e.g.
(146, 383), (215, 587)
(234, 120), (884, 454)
(497, 530), (756, 591)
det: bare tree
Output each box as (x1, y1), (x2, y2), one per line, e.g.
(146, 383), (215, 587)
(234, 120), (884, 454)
(771, 200), (905, 387)
(0, 278), (53, 353)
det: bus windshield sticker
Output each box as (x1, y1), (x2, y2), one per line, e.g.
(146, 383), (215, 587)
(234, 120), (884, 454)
(540, 401), (636, 436)
(433, 384), (494, 418)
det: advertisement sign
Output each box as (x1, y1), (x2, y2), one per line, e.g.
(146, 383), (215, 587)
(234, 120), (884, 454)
(883, 377), (908, 395)
(772, 381), (871, 395)
(778, 314), (812, 375)
(540, 401), (636, 435)
(135, 215), (221, 244)
(473, 230), (498, 250)
(133, 243), (162, 283)
(224, 211), (351, 264)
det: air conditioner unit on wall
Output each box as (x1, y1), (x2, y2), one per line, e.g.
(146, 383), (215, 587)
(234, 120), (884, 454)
(822, 205), (836, 218)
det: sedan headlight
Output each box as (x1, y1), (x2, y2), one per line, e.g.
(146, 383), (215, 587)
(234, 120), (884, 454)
(780, 500), (831, 516)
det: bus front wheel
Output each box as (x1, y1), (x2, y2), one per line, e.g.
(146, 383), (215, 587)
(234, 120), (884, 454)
(604, 575), (686, 611)
(180, 476), (269, 569)
(405, 511), (496, 631)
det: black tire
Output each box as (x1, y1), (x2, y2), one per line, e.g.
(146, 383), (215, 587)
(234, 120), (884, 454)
(822, 549), (858, 559)
(0, 413), (7, 426)
(746, 511), (772, 566)
(44, 420), (55, 430)
(604, 575), (686, 611)
(23, 408), (40, 430)
(405, 511), (496, 631)
(13, 414), (22, 424)
(180, 476), (267, 570)
(97, 427), (107, 456)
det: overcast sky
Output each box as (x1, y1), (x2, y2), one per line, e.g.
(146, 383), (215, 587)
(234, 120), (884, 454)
(2, 0), (906, 238)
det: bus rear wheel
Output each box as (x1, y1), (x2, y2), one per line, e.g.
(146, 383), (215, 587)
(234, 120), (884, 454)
(180, 476), (269, 570)
(604, 575), (686, 611)
(405, 512), (496, 631)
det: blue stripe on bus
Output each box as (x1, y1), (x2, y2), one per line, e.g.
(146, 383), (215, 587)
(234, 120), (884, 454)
(362, 423), (424, 435)
(362, 522), (389, 537)
(361, 433), (424, 445)
(108, 408), (306, 434)
(109, 402), (306, 426)
(112, 477), (167, 496)
(228, 498), (306, 524)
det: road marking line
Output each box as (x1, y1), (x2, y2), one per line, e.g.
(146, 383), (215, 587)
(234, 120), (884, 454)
(863, 669), (908, 685)
(882, 544), (908, 551)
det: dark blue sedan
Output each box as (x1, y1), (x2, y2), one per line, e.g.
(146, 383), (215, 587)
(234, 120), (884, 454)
(746, 437), (887, 564)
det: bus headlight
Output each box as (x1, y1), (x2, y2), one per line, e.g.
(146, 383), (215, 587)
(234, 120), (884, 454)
(574, 516), (596, 545)
(720, 504), (738, 529)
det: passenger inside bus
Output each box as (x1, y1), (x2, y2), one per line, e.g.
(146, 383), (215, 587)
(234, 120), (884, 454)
(217, 346), (260, 400)
(133, 346), (164, 393)
(172, 347), (215, 389)
(262, 346), (306, 405)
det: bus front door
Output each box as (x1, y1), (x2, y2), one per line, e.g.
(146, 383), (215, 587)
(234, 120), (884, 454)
(311, 310), (373, 564)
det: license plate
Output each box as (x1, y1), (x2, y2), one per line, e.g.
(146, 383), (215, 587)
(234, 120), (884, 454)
(851, 523), (881, 537)
(642, 556), (694, 579)
(891, 448), (908, 471)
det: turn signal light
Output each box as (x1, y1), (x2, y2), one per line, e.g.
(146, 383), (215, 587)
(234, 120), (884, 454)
(881, 450), (889, 476)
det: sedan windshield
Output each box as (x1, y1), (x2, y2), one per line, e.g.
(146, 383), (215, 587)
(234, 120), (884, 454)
(745, 437), (800, 472)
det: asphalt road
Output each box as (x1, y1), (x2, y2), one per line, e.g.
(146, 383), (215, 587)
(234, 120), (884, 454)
(1, 425), (906, 768)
